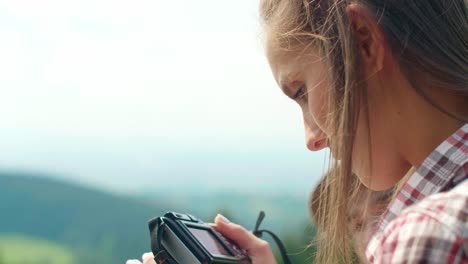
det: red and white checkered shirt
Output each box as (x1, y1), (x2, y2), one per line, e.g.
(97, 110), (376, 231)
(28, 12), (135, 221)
(366, 123), (468, 263)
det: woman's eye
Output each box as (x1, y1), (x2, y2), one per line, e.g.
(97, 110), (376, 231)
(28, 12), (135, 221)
(292, 85), (307, 100)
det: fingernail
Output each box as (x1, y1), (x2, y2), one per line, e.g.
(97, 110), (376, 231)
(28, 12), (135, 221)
(217, 214), (231, 224)
(142, 252), (154, 260)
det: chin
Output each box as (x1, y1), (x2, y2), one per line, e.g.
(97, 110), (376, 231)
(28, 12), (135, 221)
(356, 174), (376, 190)
(364, 172), (405, 191)
(366, 181), (393, 192)
(355, 159), (411, 191)
(353, 169), (389, 191)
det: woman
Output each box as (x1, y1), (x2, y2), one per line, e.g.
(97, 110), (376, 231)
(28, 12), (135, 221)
(128, 0), (468, 263)
(217, 0), (468, 263)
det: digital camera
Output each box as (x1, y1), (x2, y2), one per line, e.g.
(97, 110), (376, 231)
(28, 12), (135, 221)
(148, 212), (251, 264)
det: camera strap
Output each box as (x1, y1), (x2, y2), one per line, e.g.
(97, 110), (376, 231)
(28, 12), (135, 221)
(149, 218), (177, 264)
(253, 211), (292, 264)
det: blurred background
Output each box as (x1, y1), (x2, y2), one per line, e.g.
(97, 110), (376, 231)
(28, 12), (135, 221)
(0, 0), (327, 263)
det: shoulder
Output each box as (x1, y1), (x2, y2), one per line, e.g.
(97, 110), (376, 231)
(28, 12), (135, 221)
(374, 181), (468, 263)
(412, 180), (468, 231)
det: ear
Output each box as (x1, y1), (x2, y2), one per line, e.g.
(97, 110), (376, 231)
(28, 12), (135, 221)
(346, 4), (385, 75)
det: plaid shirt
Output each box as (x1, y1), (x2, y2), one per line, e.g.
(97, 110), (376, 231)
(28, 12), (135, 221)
(366, 124), (468, 263)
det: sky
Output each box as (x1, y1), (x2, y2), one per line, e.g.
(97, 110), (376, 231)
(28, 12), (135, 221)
(0, 0), (327, 195)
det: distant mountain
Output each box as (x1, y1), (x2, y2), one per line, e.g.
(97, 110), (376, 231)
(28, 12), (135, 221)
(0, 172), (316, 263)
(0, 172), (169, 263)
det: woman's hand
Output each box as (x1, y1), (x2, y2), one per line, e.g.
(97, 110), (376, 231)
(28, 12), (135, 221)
(126, 252), (155, 264)
(125, 214), (277, 264)
(214, 214), (277, 264)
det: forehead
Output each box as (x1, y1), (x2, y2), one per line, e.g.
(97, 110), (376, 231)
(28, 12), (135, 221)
(265, 42), (323, 85)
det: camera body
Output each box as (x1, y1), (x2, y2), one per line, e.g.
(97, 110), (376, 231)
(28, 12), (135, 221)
(149, 212), (251, 264)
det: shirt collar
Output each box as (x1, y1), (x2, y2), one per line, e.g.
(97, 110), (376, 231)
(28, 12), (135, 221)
(366, 123), (468, 260)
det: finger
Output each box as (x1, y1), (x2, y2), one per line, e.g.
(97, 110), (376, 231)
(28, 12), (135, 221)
(142, 252), (156, 264)
(214, 214), (271, 256)
(126, 259), (142, 264)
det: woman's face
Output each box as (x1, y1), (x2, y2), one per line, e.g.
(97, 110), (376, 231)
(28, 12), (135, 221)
(266, 47), (329, 152)
(266, 43), (409, 190)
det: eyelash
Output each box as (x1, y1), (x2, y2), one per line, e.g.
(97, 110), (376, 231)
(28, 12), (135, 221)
(292, 85), (307, 100)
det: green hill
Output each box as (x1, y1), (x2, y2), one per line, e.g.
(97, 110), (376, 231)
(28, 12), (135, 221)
(0, 172), (317, 263)
(0, 172), (169, 263)
(0, 234), (74, 264)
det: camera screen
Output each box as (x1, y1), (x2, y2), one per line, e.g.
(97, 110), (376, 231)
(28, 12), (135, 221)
(187, 227), (232, 256)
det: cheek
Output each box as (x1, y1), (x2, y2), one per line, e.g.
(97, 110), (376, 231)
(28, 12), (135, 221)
(307, 78), (330, 134)
(302, 56), (332, 135)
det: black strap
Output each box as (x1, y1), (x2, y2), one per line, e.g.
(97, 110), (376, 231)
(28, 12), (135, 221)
(253, 211), (292, 264)
(149, 218), (177, 264)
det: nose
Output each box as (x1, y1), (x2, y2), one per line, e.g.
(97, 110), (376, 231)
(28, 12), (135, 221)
(305, 128), (328, 151)
(304, 117), (328, 152)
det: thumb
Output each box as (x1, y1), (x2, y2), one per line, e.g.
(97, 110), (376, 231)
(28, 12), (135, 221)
(214, 214), (273, 259)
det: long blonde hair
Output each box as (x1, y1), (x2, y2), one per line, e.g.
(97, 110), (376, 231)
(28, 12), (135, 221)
(259, 0), (468, 263)
(309, 168), (413, 263)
